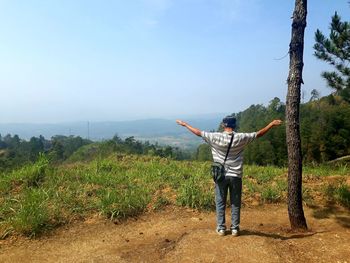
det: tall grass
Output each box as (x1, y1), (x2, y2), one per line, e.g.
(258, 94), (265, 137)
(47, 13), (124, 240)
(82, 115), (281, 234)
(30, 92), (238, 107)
(176, 174), (215, 210)
(0, 155), (349, 238)
(10, 189), (51, 237)
(304, 164), (350, 177)
(324, 183), (350, 208)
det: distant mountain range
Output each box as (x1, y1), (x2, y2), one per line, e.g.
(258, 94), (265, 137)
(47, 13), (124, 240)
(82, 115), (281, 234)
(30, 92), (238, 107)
(0, 116), (224, 149)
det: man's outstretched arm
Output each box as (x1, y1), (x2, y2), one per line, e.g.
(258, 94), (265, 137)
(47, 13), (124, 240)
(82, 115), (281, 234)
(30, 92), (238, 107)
(176, 120), (202, 137)
(256, 119), (283, 138)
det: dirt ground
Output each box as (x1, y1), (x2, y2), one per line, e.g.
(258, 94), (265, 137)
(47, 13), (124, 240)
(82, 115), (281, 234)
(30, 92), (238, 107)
(0, 204), (349, 263)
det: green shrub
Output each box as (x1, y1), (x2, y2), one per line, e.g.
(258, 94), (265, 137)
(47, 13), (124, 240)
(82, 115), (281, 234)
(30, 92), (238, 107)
(304, 164), (350, 177)
(302, 187), (314, 206)
(335, 184), (350, 207)
(10, 189), (50, 237)
(245, 165), (283, 184)
(276, 179), (287, 192)
(13, 154), (49, 188)
(99, 185), (150, 220)
(176, 175), (214, 210)
(0, 175), (11, 194)
(261, 186), (280, 203)
(153, 196), (171, 211)
(325, 183), (350, 208)
(244, 179), (260, 194)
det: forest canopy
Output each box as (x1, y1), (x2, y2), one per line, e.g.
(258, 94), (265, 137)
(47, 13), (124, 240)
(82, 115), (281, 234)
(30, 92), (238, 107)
(196, 94), (350, 166)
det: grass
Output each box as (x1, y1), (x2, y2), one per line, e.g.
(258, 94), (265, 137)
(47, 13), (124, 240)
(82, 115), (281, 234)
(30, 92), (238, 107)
(303, 164), (350, 177)
(324, 183), (350, 208)
(10, 188), (51, 237)
(0, 155), (349, 238)
(261, 186), (281, 203)
(176, 174), (215, 210)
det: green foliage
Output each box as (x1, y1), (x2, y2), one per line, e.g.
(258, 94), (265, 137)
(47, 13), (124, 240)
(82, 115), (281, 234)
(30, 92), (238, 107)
(324, 183), (350, 208)
(301, 97), (350, 162)
(66, 143), (102, 162)
(302, 187), (313, 206)
(0, 155), (349, 238)
(244, 180), (260, 194)
(230, 98), (287, 166)
(66, 137), (190, 163)
(215, 96), (350, 165)
(0, 134), (91, 171)
(9, 189), (51, 237)
(99, 185), (150, 220)
(303, 163), (350, 177)
(196, 144), (212, 161)
(314, 12), (350, 102)
(152, 196), (171, 211)
(17, 153), (49, 188)
(176, 175), (215, 210)
(48, 135), (91, 163)
(0, 132), (191, 172)
(244, 165), (283, 184)
(261, 186), (280, 203)
(0, 154), (51, 196)
(0, 155), (208, 237)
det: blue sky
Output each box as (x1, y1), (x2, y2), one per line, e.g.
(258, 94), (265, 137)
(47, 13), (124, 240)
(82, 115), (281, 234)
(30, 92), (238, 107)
(0, 0), (348, 123)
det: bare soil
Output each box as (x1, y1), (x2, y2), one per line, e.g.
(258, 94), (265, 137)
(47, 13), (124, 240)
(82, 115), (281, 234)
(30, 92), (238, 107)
(0, 204), (349, 263)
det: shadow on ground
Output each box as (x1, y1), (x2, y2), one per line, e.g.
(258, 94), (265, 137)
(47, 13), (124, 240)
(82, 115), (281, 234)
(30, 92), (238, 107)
(310, 204), (350, 228)
(240, 229), (318, 240)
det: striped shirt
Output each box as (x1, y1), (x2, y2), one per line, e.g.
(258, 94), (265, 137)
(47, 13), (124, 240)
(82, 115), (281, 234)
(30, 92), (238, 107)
(201, 131), (257, 178)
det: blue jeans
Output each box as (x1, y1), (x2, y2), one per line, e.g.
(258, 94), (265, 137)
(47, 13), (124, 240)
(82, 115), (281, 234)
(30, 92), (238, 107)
(215, 176), (242, 231)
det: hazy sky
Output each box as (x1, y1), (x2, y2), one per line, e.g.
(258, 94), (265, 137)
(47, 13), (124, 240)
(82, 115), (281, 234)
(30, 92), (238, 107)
(0, 0), (348, 123)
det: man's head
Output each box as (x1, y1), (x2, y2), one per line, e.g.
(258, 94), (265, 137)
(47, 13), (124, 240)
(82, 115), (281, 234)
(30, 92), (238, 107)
(222, 116), (236, 129)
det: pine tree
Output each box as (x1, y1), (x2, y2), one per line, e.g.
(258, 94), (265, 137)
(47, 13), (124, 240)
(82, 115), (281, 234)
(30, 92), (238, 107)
(286, 0), (308, 230)
(314, 11), (350, 102)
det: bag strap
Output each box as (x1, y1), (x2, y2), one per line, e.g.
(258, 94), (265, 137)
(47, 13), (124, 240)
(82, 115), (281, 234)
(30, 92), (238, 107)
(223, 133), (234, 165)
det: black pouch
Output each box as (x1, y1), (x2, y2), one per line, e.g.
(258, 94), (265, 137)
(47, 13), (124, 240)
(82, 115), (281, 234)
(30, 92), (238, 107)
(210, 133), (234, 183)
(211, 162), (225, 183)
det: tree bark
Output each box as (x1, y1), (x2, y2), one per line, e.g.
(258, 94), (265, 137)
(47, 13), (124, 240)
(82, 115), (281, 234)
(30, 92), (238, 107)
(286, 0), (308, 230)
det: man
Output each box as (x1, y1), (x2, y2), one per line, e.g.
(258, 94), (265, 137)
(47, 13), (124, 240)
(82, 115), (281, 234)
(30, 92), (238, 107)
(176, 116), (282, 236)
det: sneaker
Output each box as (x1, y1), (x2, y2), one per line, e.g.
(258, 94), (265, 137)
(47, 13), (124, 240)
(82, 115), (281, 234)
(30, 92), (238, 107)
(231, 229), (239, 237)
(216, 229), (226, 236)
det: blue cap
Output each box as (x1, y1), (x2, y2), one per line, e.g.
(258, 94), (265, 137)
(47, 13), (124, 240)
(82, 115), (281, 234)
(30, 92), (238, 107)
(222, 116), (236, 128)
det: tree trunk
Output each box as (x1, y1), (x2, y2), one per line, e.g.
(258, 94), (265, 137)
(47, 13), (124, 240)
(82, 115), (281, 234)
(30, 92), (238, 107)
(286, 0), (308, 230)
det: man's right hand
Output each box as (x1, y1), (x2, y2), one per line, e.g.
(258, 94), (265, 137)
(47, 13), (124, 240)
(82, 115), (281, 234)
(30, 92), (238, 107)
(176, 120), (202, 136)
(176, 120), (187, 126)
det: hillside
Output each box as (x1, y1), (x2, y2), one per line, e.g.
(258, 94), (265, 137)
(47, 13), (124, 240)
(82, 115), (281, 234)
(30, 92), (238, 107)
(0, 154), (349, 262)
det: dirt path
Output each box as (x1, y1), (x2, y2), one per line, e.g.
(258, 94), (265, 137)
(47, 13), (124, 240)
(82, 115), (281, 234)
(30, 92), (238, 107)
(0, 204), (349, 263)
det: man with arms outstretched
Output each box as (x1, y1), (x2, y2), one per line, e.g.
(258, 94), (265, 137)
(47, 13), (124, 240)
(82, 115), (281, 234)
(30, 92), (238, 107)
(176, 116), (282, 236)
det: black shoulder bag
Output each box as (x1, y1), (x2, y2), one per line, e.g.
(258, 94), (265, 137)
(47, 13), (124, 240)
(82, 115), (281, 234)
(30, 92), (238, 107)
(211, 133), (234, 183)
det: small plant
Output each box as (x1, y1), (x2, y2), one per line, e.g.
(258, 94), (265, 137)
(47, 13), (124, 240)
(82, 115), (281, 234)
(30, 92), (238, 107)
(99, 185), (150, 220)
(324, 182), (350, 208)
(261, 186), (280, 203)
(276, 179), (287, 192)
(335, 184), (350, 208)
(95, 159), (118, 173)
(14, 153), (49, 188)
(244, 179), (260, 194)
(153, 196), (171, 211)
(302, 187), (314, 206)
(304, 164), (350, 177)
(176, 176), (215, 210)
(245, 165), (283, 184)
(10, 189), (50, 237)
